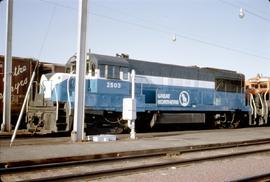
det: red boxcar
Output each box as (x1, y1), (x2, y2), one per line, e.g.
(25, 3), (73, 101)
(0, 56), (65, 129)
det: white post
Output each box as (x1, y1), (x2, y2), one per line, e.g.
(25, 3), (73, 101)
(131, 70), (135, 99)
(1, 0), (13, 132)
(130, 70), (136, 139)
(71, 0), (88, 142)
(122, 70), (136, 139)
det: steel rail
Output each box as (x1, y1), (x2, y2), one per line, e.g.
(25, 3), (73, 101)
(1, 138), (270, 172)
(228, 172), (270, 182)
(6, 147), (270, 182)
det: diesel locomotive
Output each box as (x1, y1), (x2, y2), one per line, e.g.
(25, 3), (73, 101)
(25, 53), (269, 134)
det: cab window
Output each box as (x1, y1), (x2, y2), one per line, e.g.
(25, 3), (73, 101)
(114, 66), (120, 79)
(107, 65), (120, 79)
(107, 65), (114, 79)
(215, 79), (242, 93)
(99, 65), (105, 78)
(120, 67), (129, 80)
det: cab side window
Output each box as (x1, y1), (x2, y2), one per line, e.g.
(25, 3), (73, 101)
(114, 66), (120, 79)
(107, 65), (114, 79)
(107, 65), (120, 79)
(100, 65), (121, 79)
(120, 67), (129, 80)
(215, 79), (242, 93)
(99, 65), (106, 78)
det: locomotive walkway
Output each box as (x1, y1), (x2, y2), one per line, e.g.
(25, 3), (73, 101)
(1, 127), (270, 167)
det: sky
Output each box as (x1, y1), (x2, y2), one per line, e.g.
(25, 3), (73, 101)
(0, 0), (269, 79)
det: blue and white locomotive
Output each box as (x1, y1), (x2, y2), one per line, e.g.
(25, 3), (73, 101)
(26, 53), (249, 134)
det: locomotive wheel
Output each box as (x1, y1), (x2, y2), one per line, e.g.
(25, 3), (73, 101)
(216, 114), (228, 129)
(230, 118), (240, 128)
(110, 127), (124, 134)
(212, 113), (241, 129)
(135, 112), (154, 132)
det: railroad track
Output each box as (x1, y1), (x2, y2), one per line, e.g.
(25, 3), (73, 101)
(229, 172), (270, 182)
(0, 129), (214, 147)
(0, 129), (195, 140)
(0, 131), (70, 140)
(1, 138), (270, 181)
(0, 126), (263, 140)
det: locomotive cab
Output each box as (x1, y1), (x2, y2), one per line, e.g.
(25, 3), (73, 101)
(27, 53), (134, 134)
(64, 53), (133, 133)
(66, 53), (130, 81)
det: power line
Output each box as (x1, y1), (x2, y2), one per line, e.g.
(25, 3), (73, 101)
(89, 12), (270, 61)
(38, 5), (56, 58)
(174, 33), (270, 61)
(39, 0), (76, 11)
(245, 10), (270, 23)
(236, 0), (270, 17)
(219, 0), (270, 23)
(90, 3), (270, 61)
(38, 0), (270, 61)
(91, 2), (176, 34)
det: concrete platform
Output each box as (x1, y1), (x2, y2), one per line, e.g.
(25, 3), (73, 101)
(1, 127), (270, 166)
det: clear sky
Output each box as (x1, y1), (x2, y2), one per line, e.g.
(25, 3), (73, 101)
(0, 0), (269, 79)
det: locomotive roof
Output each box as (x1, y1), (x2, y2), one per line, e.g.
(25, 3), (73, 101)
(66, 53), (129, 67)
(200, 67), (244, 80)
(91, 54), (129, 67)
(127, 58), (244, 81)
(66, 53), (244, 81)
(127, 58), (201, 80)
(94, 53), (244, 81)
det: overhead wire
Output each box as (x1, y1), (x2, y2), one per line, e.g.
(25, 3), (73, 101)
(219, 0), (270, 23)
(38, 5), (56, 58)
(38, 0), (270, 61)
(235, 0), (270, 17)
(39, 0), (76, 11)
(90, 2), (177, 35)
(92, 3), (270, 61)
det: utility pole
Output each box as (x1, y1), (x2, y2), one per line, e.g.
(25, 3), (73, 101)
(1, 0), (13, 132)
(71, 0), (88, 142)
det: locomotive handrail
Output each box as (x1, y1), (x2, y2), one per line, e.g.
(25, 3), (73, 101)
(252, 94), (257, 120)
(40, 79), (52, 98)
(249, 94), (253, 126)
(54, 86), (59, 122)
(67, 76), (72, 116)
(264, 86), (269, 124)
(40, 80), (45, 93)
(263, 95), (268, 124)
(257, 93), (264, 117)
(40, 79), (49, 94)
(249, 93), (257, 125)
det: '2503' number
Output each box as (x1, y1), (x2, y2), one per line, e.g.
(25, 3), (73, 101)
(106, 82), (121, 89)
